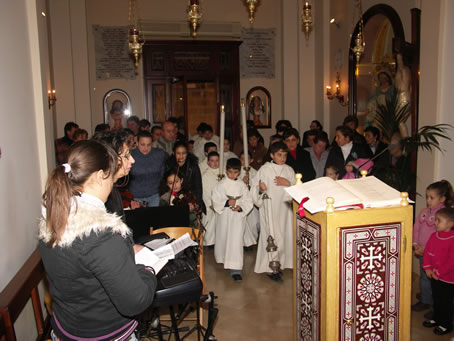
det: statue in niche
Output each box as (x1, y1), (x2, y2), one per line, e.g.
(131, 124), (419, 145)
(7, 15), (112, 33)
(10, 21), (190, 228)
(364, 71), (396, 127)
(394, 53), (411, 110)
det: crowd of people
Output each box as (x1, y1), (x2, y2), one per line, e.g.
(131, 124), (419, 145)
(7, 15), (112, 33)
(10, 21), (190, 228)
(47, 113), (454, 338)
(52, 115), (409, 284)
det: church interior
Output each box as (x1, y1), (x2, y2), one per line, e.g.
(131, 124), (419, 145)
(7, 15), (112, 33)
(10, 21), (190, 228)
(1, 0), (453, 339)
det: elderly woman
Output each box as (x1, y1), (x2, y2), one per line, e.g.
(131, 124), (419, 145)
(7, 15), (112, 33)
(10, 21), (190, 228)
(39, 140), (156, 340)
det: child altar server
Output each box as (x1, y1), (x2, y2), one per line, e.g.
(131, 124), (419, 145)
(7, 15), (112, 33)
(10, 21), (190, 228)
(239, 151), (260, 248)
(251, 141), (296, 282)
(212, 158), (253, 281)
(201, 151), (220, 246)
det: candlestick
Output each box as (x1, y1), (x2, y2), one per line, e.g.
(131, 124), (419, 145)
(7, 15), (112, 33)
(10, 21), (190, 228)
(219, 105), (225, 177)
(241, 99), (249, 167)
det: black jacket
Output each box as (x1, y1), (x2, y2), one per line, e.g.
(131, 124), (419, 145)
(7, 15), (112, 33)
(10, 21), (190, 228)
(165, 153), (206, 214)
(325, 143), (371, 178)
(285, 146), (316, 182)
(39, 195), (157, 339)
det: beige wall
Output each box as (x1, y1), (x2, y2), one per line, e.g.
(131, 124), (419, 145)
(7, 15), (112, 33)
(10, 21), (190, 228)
(0, 0), (50, 339)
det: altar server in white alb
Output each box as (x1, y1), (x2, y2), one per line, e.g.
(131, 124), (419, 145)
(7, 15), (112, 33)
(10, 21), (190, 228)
(212, 158), (253, 281)
(251, 141), (295, 282)
(239, 151), (260, 248)
(201, 151), (220, 246)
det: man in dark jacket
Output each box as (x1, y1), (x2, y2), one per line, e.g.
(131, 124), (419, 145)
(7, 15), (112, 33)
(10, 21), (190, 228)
(283, 128), (316, 182)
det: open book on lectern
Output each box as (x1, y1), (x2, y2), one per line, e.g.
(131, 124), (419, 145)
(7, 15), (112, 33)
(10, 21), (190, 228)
(285, 175), (413, 215)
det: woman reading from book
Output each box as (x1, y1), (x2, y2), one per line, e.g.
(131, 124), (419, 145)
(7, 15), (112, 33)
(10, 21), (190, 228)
(39, 140), (157, 340)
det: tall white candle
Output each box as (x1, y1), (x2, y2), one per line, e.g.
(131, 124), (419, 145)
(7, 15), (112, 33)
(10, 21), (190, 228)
(241, 100), (249, 166)
(219, 105), (225, 176)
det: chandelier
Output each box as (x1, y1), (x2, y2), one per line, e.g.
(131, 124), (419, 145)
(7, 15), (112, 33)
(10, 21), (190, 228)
(188, 0), (203, 37)
(128, 0), (144, 68)
(301, 1), (313, 41)
(244, 0), (258, 24)
(351, 0), (365, 63)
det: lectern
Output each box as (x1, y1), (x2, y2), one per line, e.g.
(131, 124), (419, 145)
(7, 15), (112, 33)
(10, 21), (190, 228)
(292, 192), (413, 340)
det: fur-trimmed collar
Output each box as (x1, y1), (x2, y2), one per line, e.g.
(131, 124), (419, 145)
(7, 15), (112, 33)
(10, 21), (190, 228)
(39, 195), (131, 248)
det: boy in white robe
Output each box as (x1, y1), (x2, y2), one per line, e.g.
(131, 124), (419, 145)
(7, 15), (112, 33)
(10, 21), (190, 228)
(239, 151), (260, 248)
(251, 141), (296, 282)
(223, 138), (239, 169)
(201, 151), (220, 246)
(198, 142), (217, 175)
(212, 158), (253, 281)
(193, 124), (219, 162)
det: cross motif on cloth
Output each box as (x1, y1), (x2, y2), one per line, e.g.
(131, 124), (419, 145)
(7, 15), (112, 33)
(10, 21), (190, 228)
(360, 246), (382, 270)
(359, 306), (381, 329)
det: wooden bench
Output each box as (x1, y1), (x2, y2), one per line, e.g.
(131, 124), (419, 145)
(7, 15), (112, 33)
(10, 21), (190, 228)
(0, 247), (51, 341)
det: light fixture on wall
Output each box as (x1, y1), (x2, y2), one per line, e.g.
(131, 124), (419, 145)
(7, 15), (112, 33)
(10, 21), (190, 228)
(128, 0), (144, 68)
(48, 89), (56, 109)
(351, 0), (365, 63)
(330, 18), (340, 29)
(188, 0), (203, 37)
(326, 73), (347, 106)
(244, 0), (258, 24)
(301, 1), (313, 41)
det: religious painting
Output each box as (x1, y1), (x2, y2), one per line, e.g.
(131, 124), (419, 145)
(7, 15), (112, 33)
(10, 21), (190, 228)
(246, 86), (271, 129)
(103, 89), (132, 130)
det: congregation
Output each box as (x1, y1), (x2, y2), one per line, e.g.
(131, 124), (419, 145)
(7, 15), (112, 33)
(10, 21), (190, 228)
(54, 112), (404, 285)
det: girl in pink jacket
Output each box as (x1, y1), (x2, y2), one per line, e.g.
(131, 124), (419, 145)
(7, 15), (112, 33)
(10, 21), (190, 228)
(412, 180), (453, 313)
(422, 207), (454, 336)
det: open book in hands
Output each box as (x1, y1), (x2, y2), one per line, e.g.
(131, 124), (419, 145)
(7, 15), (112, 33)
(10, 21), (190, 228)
(285, 176), (412, 215)
(134, 233), (198, 274)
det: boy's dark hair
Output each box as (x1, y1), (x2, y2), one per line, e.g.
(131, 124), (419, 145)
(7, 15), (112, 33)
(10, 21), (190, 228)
(436, 207), (454, 230)
(201, 124), (213, 133)
(226, 157), (241, 171)
(247, 128), (261, 139)
(343, 115), (359, 128)
(204, 142), (217, 153)
(127, 115), (140, 125)
(311, 120), (323, 130)
(196, 122), (208, 132)
(269, 141), (289, 155)
(151, 125), (162, 134)
(326, 164), (339, 174)
(313, 131), (330, 146)
(283, 128), (300, 140)
(207, 151), (219, 160)
(64, 122), (79, 136)
(436, 207), (454, 226)
(336, 125), (354, 141)
(428, 180), (454, 207)
(139, 119), (151, 129)
(275, 120), (292, 132)
(94, 123), (110, 133)
(365, 126), (380, 139)
(137, 131), (152, 141)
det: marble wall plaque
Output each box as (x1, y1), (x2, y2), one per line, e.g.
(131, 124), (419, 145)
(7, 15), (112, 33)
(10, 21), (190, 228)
(240, 28), (275, 79)
(93, 25), (136, 80)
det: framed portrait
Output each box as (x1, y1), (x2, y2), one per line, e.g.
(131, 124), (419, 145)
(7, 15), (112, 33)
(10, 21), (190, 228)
(246, 86), (271, 128)
(103, 89), (132, 129)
